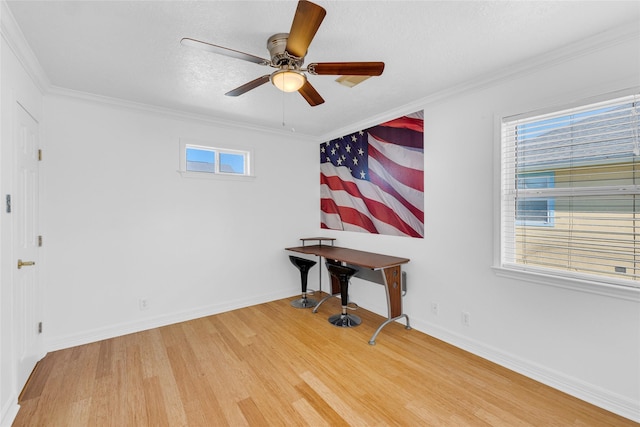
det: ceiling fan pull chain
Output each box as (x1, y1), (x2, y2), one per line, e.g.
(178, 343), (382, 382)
(282, 87), (286, 127)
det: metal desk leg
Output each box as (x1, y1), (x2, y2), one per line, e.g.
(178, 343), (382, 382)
(368, 265), (411, 345)
(312, 292), (339, 313)
(369, 314), (411, 345)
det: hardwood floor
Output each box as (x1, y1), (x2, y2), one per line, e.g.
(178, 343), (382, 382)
(14, 294), (636, 426)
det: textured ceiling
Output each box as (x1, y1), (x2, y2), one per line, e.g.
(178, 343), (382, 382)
(6, 1), (640, 138)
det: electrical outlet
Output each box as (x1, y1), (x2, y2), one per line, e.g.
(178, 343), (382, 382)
(139, 298), (149, 311)
(430, 302), (439, 315)
(462, 311), (471, 326)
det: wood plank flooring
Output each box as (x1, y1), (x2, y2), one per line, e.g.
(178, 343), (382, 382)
(14, 294), (637, 426)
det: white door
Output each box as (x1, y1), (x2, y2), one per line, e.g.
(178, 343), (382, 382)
(13, 102), (42, 389)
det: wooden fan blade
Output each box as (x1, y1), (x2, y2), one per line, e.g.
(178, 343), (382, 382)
(285, 1), (326, 58)
(181, 38), (270, 65)
(298, 80), (325, 106)
(308, 62), (385, 76)
(225, 75), (271, 97)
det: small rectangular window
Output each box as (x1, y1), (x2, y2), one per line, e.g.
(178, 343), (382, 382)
(186, 147), (216, 173)
(219, 152), (246, 175)
(179, 139), (253, 179)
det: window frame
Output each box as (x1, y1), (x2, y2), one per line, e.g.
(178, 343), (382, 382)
(494, 89), (640, 300)
(515, 171), (556, 227)
(178, 138), (255, 181)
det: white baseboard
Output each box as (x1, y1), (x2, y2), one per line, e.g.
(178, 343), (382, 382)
(410, 316), (640, 424)
(40, 291), (639, 423)
(0, 397), (19, 427)
(354, 296), (639, 421)
(335, 286), (639, 421)
(45, 289), (295, 352)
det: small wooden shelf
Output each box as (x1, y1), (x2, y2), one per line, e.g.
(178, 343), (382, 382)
(299, 237), (336, 247)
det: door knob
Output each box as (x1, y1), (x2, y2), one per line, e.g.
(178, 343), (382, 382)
(17, 259), (35, 269)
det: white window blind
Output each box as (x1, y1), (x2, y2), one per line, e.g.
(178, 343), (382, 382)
(501, 93), (640, 288)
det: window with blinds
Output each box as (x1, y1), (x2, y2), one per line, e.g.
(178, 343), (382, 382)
(500, 92), (639, 288)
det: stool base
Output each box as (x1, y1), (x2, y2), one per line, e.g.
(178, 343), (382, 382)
(290, 297), (318, 309)
(328, 313), (361, 327)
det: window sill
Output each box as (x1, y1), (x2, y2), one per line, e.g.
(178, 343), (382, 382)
(492, 266), (640, 301)
(178, 170), (256, 182)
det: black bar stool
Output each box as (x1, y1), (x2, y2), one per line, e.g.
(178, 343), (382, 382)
(288, 256), (318, 308)
(326, 263), (361, 327)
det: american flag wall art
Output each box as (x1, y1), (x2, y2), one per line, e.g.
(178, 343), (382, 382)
(320, 111), (424, 238)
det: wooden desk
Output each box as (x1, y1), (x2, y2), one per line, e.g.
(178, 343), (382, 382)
(286, 244), (411, 345)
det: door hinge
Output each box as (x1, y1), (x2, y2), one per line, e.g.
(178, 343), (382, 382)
(38, 322), (43, 334)
(38, 235), (43, 247)
(38, 149), (42, 161)
(5, 194), (10, 213)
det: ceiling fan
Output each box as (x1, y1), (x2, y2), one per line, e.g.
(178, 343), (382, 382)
(181, 0), (385, 107)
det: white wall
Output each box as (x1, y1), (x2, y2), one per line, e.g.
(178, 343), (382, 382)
(325, 33), (640, 421)
(2, 13), (638, 426)
(41, 96), (319, 349)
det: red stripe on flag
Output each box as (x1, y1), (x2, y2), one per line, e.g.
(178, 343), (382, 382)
(368, 143), (424, 191)
(321, 173), (422, 237)
(369, 170), (424, 223)
(362, 197), (422, 238)
(336, 205), (379, 234)
(321, 197), (377, 233)
(321, 173), (361, 199)
(379, 116), (424, 133)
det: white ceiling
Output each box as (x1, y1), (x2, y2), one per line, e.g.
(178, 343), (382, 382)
(5, 1), (640, 138)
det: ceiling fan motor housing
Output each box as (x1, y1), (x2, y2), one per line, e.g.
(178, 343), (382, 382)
(267, 33), (304, 69)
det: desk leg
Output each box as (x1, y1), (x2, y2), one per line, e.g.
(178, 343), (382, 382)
(368, 265), (411, 345)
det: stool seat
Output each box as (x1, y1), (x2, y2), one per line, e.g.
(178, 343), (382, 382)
(325, 263), (361, 327)
(289, 256), (318, 308)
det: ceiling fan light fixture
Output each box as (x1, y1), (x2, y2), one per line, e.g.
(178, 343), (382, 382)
(271, 70), (306, 92)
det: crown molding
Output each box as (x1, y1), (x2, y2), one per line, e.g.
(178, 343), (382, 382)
(46, 85), (315, 141)
(318, 21), (640, 143)
(0, 0), (50, 92)
(3, 0), (637, 144)
(0, 0), (311, 141)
